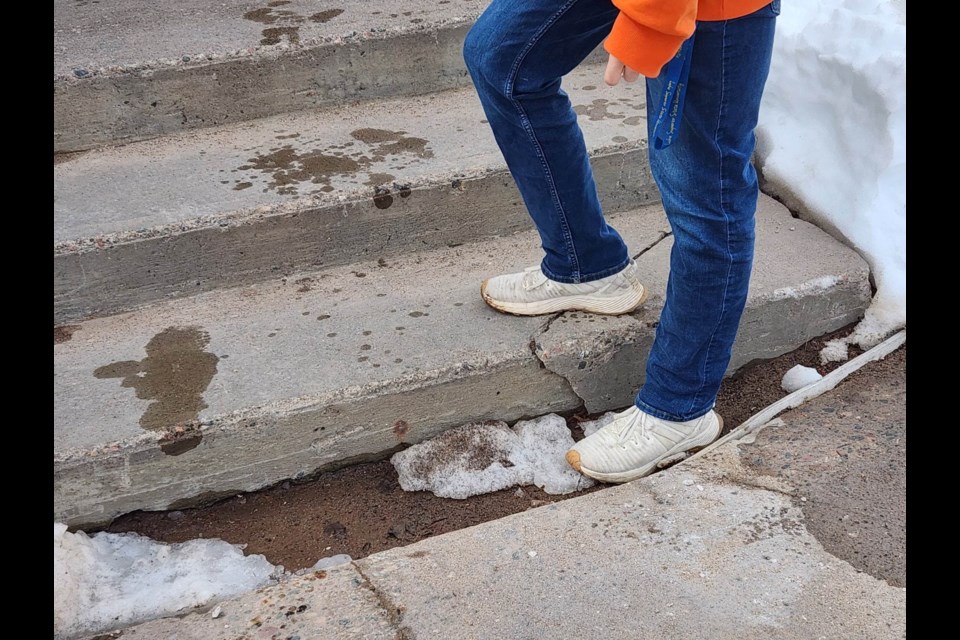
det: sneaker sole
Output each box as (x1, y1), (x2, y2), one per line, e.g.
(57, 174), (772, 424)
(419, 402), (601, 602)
(566, 414), (723, 484)
(479, 279), (649, 317)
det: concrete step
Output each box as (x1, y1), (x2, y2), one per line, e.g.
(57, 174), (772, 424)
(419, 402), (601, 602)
(54, 64), (654, 323)
(57, 0), (604, 152)
(54, 195), (871, 528)
(111, 361), (906, 639)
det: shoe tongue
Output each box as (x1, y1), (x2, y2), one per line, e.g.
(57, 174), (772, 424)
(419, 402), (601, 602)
(523, 269), (549, 289)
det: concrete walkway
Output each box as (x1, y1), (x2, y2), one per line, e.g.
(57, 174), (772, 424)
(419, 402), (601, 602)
(114, 345), (906, 639)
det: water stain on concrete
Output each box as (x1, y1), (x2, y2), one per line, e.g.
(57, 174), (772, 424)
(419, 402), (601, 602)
(261, 26), (300, 45)
(94, 327), (219, 455)
(351, 128), (434, 161)
(573, 99), (625, 121)
(238, 147), (361, 195)
(54, 324), (81, 345)
(244, 3), (344, 45)
(366, 172), (396, 187)
(311, 9), (344, 23)
(623, 115), (644, 126)
(237, 129), (432, 196)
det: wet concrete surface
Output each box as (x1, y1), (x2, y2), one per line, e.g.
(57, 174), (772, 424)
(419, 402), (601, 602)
(741, 346), (906, 587)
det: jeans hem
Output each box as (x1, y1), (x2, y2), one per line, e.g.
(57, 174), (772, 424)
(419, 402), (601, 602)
(540, 256), (631, 284)
(634, 396), (714, 423)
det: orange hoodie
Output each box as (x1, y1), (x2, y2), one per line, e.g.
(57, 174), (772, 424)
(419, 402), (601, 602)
(605, 0), (771, 78)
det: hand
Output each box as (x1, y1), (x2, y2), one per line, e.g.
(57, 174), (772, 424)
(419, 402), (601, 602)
(604, 53), (640, 86)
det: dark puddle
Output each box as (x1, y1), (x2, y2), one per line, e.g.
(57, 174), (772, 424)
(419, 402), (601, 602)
(94, 327), (219, 456)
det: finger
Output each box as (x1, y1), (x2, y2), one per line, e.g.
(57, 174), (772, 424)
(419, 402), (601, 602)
(622, 66), (640, 83)
(604, 57), (623, 86)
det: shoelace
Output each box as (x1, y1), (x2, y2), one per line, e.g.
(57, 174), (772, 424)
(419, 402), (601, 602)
(616, 410), (648, 446)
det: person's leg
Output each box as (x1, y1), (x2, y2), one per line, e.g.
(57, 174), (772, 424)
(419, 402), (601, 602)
(463, 0), (629, 285)
(636, 1), (780, 421)
(567, 2), (779, 483)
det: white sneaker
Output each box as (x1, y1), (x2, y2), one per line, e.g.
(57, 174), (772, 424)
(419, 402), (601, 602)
(565, 406), (722, 483)
(480, 260), (648, 316)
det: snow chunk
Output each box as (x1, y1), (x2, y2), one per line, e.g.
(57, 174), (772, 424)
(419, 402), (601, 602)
(781, 365), (823, 393)
(391, 415), (593, 499)
(581, 412), (619, 438)
(756, 0), (906, 357)
(54, 522), (277, 639)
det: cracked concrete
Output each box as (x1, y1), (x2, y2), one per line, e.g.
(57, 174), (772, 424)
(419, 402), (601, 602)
(114, 349), (906, 640)
(54, 196), (870, 528)
(353, 562), (417, 640)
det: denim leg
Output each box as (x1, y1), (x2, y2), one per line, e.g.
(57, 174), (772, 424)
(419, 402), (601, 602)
(636, 3), (779, 421)
(463, 0), (630, 284)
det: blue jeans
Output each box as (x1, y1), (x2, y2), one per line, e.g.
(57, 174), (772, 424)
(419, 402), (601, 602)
(465, 0), (778, 421)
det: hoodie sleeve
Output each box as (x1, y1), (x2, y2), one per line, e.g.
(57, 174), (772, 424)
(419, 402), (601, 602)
(604, 0), (698, 78)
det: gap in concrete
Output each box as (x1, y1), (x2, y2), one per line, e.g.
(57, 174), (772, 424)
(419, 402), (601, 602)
(102, 324), (864, 570)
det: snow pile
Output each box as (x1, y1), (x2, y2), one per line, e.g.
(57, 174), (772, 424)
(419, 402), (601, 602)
(781, 364), (824, 393)
(391, 415), (593, 499)
(54, 523), (278, 639)
(756, 0), (906, 362)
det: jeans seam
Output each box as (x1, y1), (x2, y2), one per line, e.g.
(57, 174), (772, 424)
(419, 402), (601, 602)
(688, 18), (733, 417)
(503, 0), (583, 281)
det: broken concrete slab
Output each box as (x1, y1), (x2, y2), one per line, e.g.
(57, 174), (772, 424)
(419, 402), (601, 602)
(54, 64), (655, 322)
(534, 196), (872, 413)
(356, 464), (905, 639)
(110, 348), (905, 640)
(103, 562), (396, 640)
(54, 197), (870, 528)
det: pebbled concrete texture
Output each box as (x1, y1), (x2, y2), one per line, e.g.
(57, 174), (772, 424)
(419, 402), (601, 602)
(54, 0), (486, 150)
(54, 65), (654, 322)
(53, 197), (870, 528)
(735, 347), (907, 587)
(111, 561), (396, 640)
(101, 349), (906, 640)
(356, 469), (904, 640)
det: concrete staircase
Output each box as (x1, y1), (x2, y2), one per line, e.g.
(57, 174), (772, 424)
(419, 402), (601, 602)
(54, 0), (871, 528)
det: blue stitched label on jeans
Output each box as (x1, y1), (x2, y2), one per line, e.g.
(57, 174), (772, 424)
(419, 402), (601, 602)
(651, 33), (696, 150)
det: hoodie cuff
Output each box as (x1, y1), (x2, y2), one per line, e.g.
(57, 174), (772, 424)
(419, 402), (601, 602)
(603, 12), (688, 78)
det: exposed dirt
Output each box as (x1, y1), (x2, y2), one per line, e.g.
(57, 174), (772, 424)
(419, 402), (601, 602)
(108, 324), (871, 570)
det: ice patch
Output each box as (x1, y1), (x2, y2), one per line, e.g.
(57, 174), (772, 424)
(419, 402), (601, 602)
(756, 0), (906, 359)
(54, 522), (278, 640)
(391, 415), (594, 499)
(781, 364), (824, 393)
(311, 554), (352, 571)
(768, 276), (839, 301)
